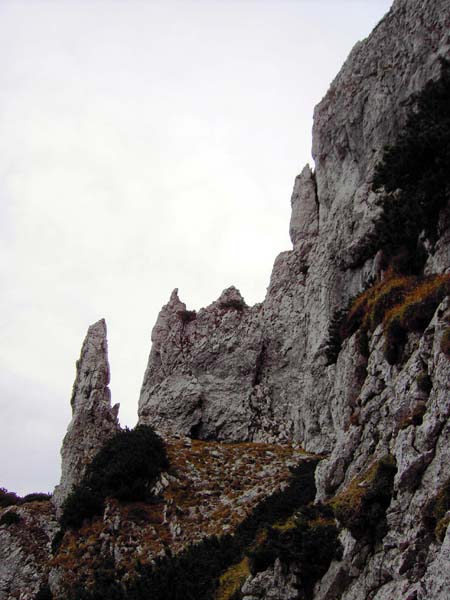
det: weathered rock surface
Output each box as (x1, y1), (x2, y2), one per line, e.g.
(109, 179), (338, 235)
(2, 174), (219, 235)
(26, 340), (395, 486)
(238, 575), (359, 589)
(48, 438), (310, 597)
(139, 0), (450, 454)
(242, 559), (298, 600)
(3, 0), (450, 598)
(0, 500), (57, 600)
(52, 319), (120, 511)
(137, 0), (450, 597)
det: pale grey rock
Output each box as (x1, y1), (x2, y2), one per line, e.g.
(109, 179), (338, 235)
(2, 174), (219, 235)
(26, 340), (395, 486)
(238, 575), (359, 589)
(136, 0), (450, 598)
(242, 559), (298, 600)
(0, 503), (57, 600)
(139, 0), (450, 459)
(289, 164), (318, 248)
(53, 319), (120, 511)
(7, 0), (450, 598)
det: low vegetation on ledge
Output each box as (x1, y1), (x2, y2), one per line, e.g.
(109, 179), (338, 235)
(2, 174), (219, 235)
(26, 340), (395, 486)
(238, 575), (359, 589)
(51, 436), (313, 599)
(332, 273), (450, 365)
(330, 455), (397, 544)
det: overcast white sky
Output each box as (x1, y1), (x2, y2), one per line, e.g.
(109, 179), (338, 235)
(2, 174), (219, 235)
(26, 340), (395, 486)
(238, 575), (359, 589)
(0, 0), (392, 495)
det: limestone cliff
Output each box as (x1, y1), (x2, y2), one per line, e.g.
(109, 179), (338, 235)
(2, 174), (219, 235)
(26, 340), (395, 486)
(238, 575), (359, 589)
(2, 0), (450, 598)
(138, 0), (450, 456)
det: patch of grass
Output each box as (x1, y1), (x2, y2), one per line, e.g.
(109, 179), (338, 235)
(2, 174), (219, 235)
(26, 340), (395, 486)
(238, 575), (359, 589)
(339, 274), (450, 365)
(436, 514), (450, 543)
(341, 275), (415, 342)
(384, 274), (450, 364)
(216, 557), (250, 600)
(330, 455), (396, 544)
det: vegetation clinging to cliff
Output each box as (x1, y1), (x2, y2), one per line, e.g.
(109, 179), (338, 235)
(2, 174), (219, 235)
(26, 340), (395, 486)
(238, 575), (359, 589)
(354, 59), (450, 271)
(65, 460), (319, 600)
(61, 425), (168, 530)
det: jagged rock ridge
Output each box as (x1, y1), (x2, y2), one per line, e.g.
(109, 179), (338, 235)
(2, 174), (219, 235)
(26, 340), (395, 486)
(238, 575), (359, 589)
(2, 0), (450, 598)
(139, 0), (450, 454)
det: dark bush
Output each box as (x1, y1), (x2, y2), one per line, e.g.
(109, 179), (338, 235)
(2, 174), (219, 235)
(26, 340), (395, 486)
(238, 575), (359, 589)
(21, 492), (51, 504)
(416, 372), (432, 395)
(0, 487), (20, 508)
(219, 299), (246, 312)
(0, 510), (21, 526)
(367, 59), (450, 270)
(248, 503), (341, 600)
(86, 425), (168, 502)
(324, 306), (348, 365)
(177, 309), (197, 324)
(34, 584), (53, 600)
(60, 485), (104, 531)
(60, 425), (169, 530)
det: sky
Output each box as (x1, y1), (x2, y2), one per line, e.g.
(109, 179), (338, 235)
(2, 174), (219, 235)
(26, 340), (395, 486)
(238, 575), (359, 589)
(0, 0), (393, 495)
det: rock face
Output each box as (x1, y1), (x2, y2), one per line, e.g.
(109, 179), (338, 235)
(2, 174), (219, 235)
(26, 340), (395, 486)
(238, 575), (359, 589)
(0, 501), (57, 600)
(3, 0), (450, 598)
(139, 0), (450, 454)
(136, 0), (450, 597)
(52, 319), (120, 511)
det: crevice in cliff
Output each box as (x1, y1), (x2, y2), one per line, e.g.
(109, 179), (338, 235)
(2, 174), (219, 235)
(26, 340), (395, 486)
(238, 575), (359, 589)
(252, 342), (267, 387)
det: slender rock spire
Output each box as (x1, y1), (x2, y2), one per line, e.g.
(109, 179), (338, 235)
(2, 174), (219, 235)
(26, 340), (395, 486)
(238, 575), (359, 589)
(53, 319), (120, 511)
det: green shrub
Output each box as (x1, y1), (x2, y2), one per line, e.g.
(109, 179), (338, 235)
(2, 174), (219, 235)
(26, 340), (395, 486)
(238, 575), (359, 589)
(331, 455), (396, 544)
(60, 485), (104, 531)
(60, 425), (169, 530)
(86, 425), (168, 502)
(21, 492), (51, 504)
(0, 510), (21, 526)
(34, 584), (53, 600)
(362, 59), (450, 270)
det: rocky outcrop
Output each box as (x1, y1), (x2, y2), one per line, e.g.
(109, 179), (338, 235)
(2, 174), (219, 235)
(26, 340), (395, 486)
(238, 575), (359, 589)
(48, 438), (311, 598)
(53, 319), (120, 511)
(0, 500), (57, 600)
(139, 0), (450, 455)
(136, 0), (450, 597)
(3, 0), (450, 598)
